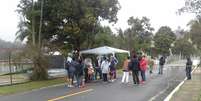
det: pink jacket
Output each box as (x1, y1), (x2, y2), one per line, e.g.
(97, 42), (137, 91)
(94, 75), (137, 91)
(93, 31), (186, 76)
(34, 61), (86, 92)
(140, 58), (148, 71)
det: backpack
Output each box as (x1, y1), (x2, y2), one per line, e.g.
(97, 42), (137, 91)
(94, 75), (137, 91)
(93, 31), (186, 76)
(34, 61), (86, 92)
(128, 61), (133, 71)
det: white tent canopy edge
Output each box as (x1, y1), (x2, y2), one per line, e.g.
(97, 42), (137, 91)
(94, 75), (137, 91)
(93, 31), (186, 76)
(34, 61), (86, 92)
(80, 46), (130, 56)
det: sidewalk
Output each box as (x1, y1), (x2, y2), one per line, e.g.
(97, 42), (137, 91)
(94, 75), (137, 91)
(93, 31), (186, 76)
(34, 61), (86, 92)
(171, 67), (201, 101)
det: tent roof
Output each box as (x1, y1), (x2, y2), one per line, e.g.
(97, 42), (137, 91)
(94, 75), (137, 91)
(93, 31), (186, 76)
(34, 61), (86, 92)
(80, 46), (130, 55)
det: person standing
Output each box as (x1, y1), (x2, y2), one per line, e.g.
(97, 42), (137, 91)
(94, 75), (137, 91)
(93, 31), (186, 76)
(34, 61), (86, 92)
(75, 59), (84, 88)
(68, 57), (77, 87)
(186, 57), (192, 80)
(101, 57), (110, 82)
(95, 56), (102, 80)
(121, 56), (130, 83)
(130, 55), (140, 85)
(159, 56), (166, 75)
(109, 56), (118, 82)
(139, 55), (148, 83)
(65, 55), (72, 86)
(149, 57), (155, 74)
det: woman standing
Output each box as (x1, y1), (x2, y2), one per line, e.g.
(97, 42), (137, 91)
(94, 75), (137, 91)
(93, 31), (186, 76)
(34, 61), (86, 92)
(139, 55), (148, 83)
(121, 56), (130, 83)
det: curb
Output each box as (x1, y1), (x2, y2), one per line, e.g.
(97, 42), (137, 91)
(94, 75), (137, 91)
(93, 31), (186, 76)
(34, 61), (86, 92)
(163, 66), (198, 101)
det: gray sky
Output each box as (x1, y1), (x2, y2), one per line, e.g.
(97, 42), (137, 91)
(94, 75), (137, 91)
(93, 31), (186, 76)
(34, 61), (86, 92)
(0, 0), (195, 42)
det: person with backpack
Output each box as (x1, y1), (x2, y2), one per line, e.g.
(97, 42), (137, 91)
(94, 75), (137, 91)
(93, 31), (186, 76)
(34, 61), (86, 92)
(65, 55), (72, 87)
(129, 55), (140, 85)
(159, 56), (166, 75)
(68, 57), (77, 87)
(121, 56), (130, 84)
(186, 57), (192, 80)
(109, 56), (118, 82)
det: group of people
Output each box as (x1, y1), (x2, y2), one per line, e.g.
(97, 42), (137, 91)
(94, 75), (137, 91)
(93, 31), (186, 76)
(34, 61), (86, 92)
(121, 55), (166, 85)
(65, 54), (118, 88)
(65, 52), (193, 88)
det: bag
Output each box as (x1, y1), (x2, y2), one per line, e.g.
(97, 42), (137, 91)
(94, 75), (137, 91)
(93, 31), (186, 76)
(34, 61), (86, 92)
(88, 67), (94, 75)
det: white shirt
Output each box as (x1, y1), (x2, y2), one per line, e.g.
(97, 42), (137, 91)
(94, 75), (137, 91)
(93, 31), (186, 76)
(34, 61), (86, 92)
(101, 60), (110, 73)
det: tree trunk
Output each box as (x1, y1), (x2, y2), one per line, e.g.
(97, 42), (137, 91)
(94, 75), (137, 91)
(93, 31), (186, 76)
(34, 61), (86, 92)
(38, 0), (44, 48)
(32, 0), (36, 46)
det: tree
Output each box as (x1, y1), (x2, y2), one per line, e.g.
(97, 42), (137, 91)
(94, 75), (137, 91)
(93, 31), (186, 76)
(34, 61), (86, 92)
(122, 16), (154, 52)
(188, 18), (201, 51)
(17, 0), (120, 49)
(154, 26), (176, 55)
(16, 0), (120, 80)
(178, 0), (201, 15)
(172, 38), (196, 57)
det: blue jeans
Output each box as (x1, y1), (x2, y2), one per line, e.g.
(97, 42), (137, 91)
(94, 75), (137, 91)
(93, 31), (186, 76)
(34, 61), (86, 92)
(75, 75), (82, 87)
(141, 70), (146, 81)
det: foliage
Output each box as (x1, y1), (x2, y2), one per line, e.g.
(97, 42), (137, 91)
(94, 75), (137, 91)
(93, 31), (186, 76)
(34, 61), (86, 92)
(17, 0), (120, 50)
(16, 0), (120, 80)
(172, 38), (197, 57)
(20, 45), (48, 80)
(188, 18), (201, 51)
(116, 16), (154, 53)
(178, 0), (201, 16)
(154, 26), (176, 55)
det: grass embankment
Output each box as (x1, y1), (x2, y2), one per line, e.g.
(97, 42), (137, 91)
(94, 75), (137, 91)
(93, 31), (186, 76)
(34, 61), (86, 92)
(0, 78), (66, 95)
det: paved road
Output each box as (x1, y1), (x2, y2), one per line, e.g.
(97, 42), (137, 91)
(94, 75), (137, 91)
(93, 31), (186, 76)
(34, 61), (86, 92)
(0, 63), (187, 101)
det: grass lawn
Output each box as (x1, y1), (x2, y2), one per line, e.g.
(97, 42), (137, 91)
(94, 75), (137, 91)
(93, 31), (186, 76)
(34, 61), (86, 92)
(0, 78), (66, 95)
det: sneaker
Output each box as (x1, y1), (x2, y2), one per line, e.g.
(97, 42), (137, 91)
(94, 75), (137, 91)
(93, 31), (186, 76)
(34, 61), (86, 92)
(68, 85), (74, 88)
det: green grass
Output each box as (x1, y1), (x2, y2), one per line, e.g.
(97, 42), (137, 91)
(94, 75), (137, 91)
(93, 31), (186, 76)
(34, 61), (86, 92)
(0, 78), (65, 95)
(198, 92), (201, 101)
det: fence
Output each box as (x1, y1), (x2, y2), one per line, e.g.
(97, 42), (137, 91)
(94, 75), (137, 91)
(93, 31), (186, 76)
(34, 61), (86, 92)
(0, 48), (32, 86)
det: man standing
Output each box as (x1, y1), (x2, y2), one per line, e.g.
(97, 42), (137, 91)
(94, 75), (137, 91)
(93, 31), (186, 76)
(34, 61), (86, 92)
(186, 57), (192, 80)
(130, 55), (140, 85)
(159, 56), (165, 75)
(101, 57), (110, 82)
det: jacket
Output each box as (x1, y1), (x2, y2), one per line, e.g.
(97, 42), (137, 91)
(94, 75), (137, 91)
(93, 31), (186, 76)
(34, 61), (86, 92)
(101, 60), (110, 73)
(139, 58), (148, 71)
(123, 59), (130, 71)
(130, 58), (140, 71)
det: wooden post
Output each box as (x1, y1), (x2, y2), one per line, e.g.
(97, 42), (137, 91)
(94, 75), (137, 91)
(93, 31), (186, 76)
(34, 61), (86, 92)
(9, 51), (12, 85)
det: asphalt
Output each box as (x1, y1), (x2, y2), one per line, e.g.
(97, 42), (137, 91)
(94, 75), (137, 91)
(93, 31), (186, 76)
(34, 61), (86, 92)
(0, 64), (186, 101)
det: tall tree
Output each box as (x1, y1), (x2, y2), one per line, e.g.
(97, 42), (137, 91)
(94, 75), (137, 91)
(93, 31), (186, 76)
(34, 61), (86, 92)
(188, 18), (201, 51)
(122, 16), (154, 52)
(16, 0), (120, 80)
(154, 26), (176, 55)
(172, 38), (196, 57)
(178, 0), (201, 15)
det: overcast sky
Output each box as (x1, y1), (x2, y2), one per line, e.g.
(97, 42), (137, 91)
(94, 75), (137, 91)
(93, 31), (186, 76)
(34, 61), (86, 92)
(0, 0), (195, 42)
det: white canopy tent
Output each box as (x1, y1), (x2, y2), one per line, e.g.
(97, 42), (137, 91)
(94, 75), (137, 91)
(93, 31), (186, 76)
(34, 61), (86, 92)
(80, 46), (130, 56)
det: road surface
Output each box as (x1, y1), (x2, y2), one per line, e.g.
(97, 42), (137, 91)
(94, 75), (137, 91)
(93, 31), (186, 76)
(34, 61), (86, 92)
(0, 63), (186, 101)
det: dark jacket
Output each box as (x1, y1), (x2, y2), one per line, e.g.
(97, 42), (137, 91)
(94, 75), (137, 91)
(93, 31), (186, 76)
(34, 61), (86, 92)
(186, 59), (192, 71)
(159, 57), (165, 65)
(130, 58), (140, 71)
(69, 60), (77, 73)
